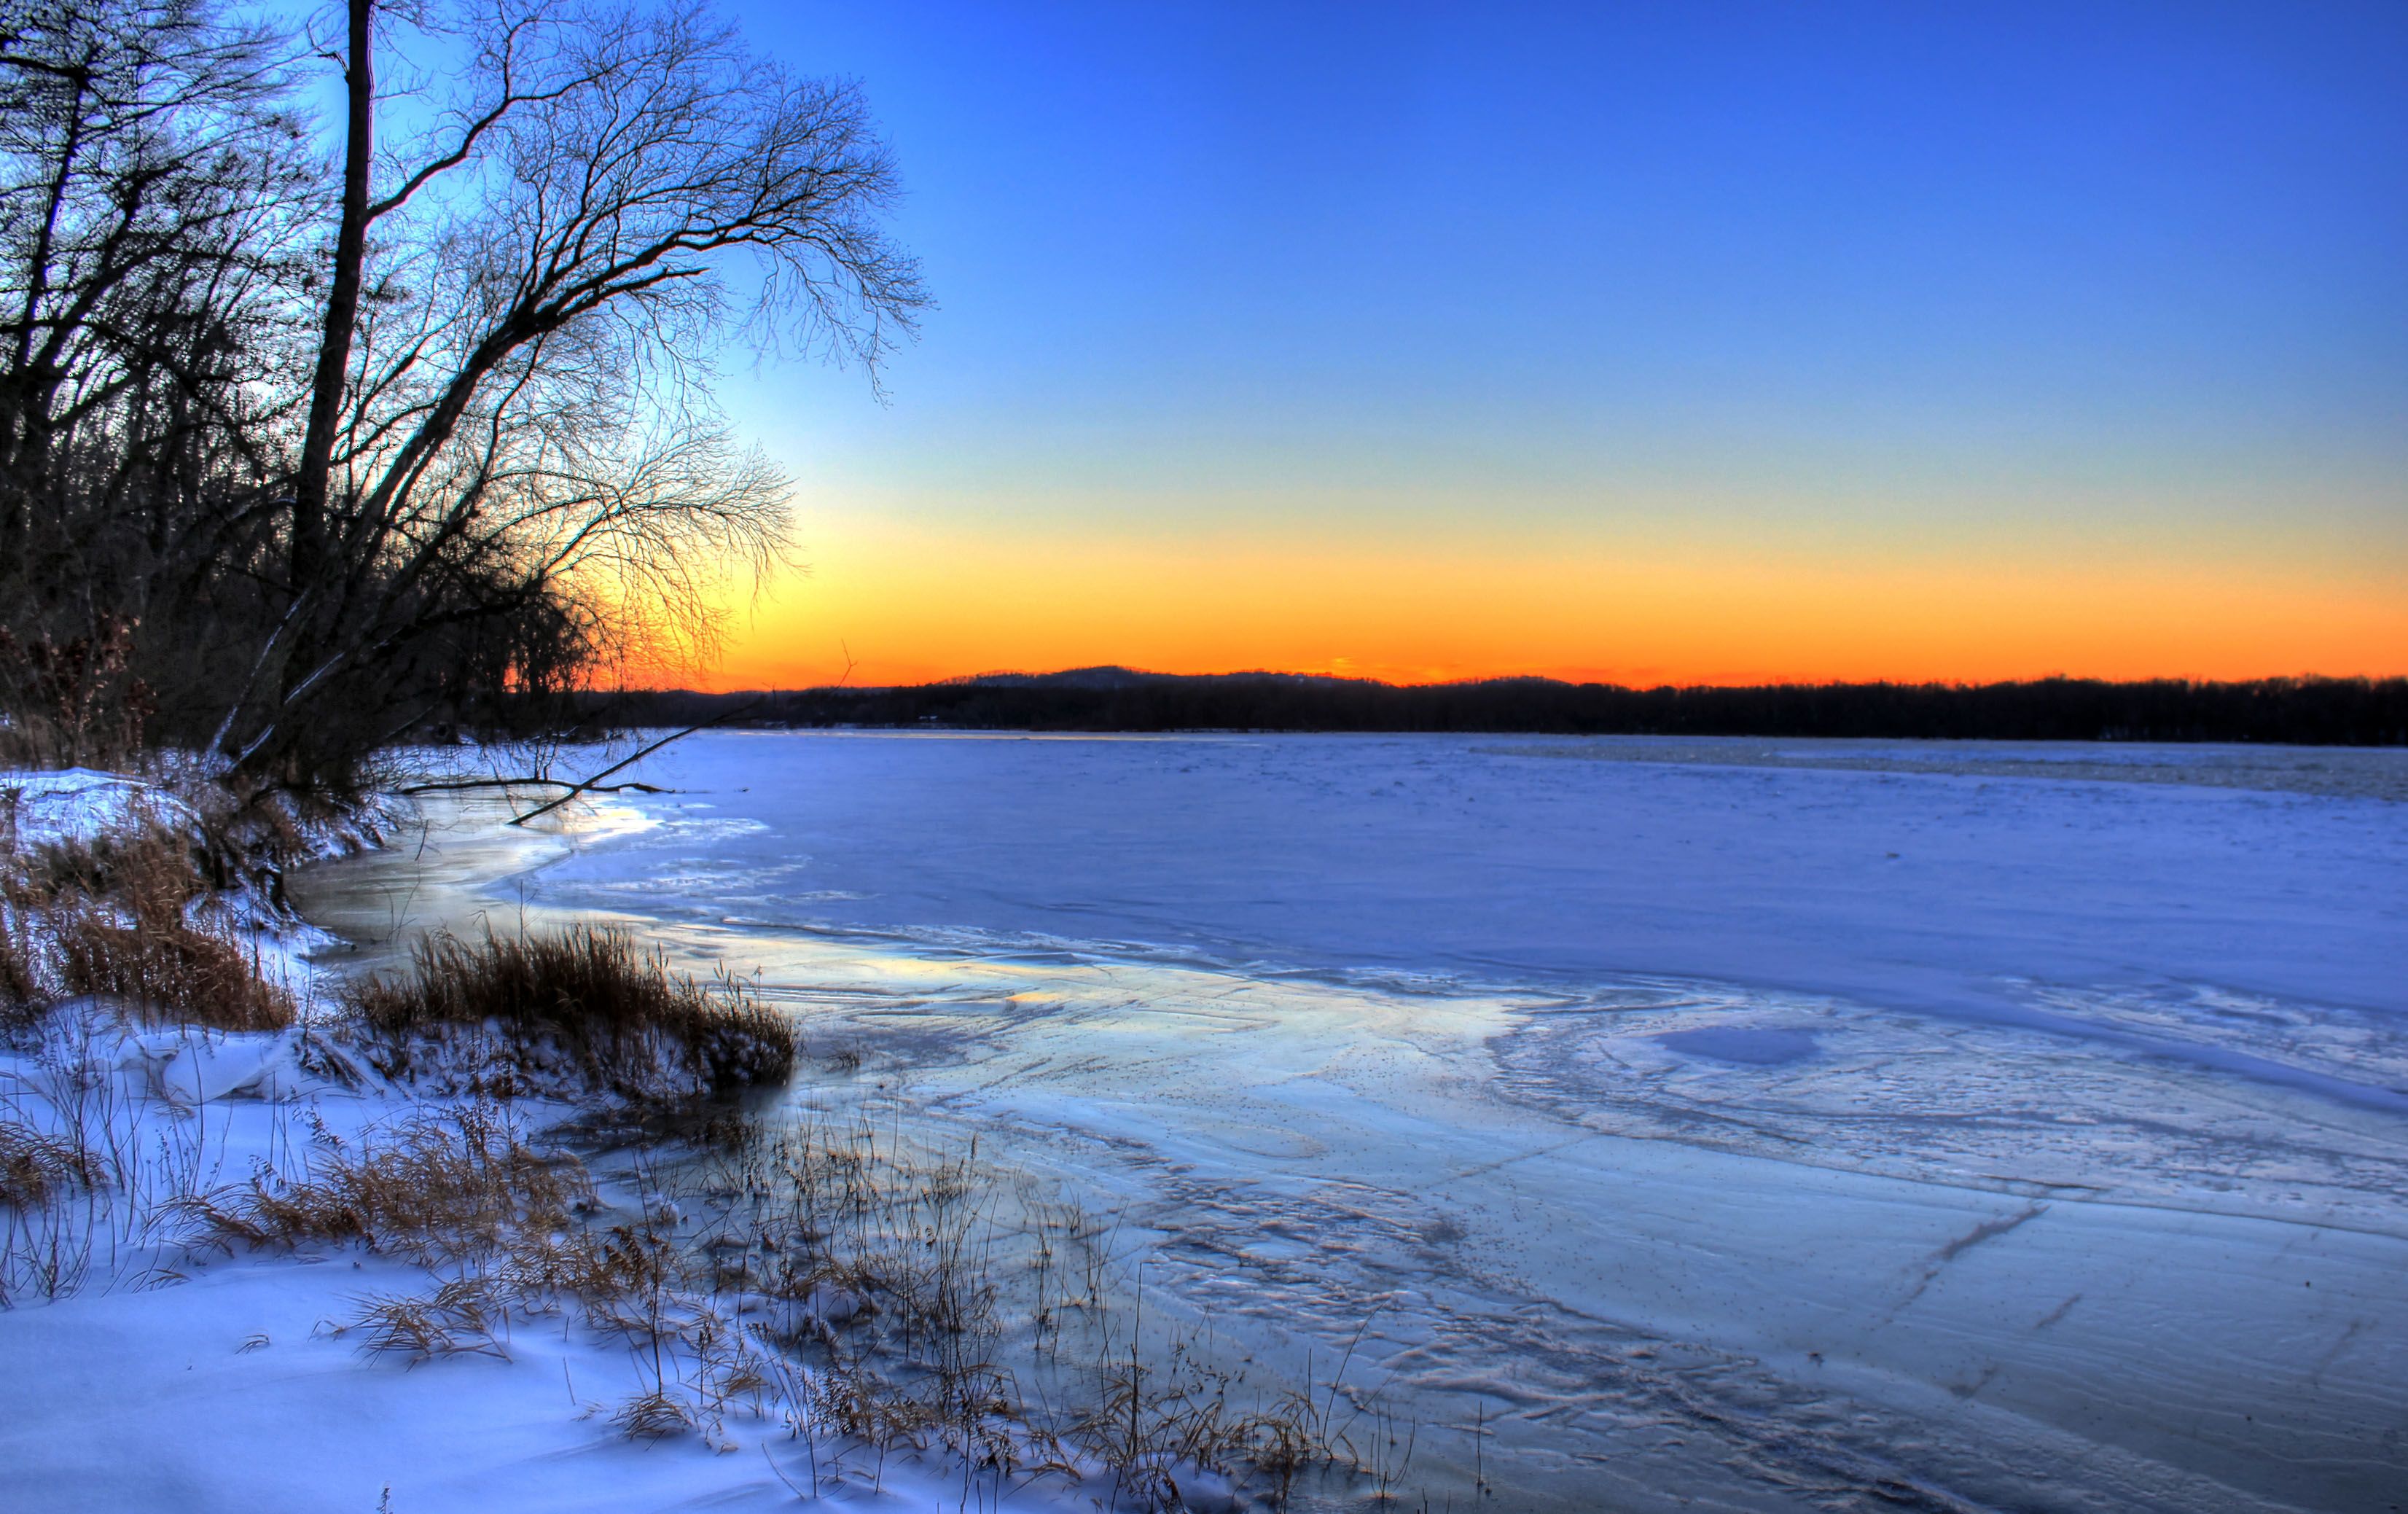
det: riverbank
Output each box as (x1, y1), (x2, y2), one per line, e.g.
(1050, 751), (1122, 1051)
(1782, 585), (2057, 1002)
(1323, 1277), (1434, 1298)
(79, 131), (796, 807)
(0, 770), (1373, 1513)
(12, 735), (2404, 1511)
(368, 730), (2407, 1513)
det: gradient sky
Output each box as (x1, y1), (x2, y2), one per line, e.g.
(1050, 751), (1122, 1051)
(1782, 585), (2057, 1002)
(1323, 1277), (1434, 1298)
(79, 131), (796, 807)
(703, 0), (2408, 688)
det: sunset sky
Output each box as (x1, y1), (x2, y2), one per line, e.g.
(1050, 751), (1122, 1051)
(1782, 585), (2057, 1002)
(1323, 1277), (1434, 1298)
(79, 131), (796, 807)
(703, 0), (2408, 690)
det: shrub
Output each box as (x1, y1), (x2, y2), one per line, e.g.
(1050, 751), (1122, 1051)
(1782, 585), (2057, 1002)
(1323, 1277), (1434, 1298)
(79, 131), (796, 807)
(0, 619), (155, 772)
(345, 926), (797, 1101)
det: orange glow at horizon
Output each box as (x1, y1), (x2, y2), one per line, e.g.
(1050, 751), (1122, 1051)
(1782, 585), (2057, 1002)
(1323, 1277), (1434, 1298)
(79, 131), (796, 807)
(663, 520), (2408, 692)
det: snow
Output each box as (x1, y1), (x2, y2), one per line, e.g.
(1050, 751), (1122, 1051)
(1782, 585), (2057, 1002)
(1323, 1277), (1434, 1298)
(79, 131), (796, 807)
(1, 765), (341, 1004)
(0, 767), (200, 851)
(0, 1024), (1084, 1514)
(2, 1241), (762, 1513)
(0, 1244), (1038, 1513)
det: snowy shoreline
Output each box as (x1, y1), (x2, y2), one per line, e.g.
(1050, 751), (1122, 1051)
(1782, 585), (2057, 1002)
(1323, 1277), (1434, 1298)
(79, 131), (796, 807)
(9, 736), (2406, 1512)
(0, 769), (1334, 1514)
(450, 730), (2408, 1511)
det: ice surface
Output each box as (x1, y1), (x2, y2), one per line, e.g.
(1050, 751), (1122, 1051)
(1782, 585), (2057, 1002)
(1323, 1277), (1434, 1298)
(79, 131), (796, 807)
(280, 732), (2408, 1511)
(525, 732), (2406, 1039)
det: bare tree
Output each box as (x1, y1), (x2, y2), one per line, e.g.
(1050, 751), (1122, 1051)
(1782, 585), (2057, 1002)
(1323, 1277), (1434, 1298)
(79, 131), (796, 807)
(0, 0), (308, 577)
(225, 0), (926, 776)
(0, 0), (321, 764)
(0, 0), (923, 785)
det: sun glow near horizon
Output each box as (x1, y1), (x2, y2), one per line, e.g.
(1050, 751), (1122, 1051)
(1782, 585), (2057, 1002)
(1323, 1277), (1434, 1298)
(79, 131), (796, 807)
(688, 515), (2408, 691)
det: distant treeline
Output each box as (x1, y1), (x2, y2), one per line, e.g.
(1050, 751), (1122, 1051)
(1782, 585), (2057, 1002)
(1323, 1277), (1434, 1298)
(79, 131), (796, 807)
(582, 670), (2408, 745)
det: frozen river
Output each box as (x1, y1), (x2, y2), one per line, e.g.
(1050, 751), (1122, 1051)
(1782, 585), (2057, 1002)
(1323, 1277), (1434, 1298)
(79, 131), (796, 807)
(297, 732), (2408, 1511)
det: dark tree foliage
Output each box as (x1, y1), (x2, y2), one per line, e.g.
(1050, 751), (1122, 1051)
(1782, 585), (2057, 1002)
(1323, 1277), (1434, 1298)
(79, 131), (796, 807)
(0, 0), (923, 784)
(593, 671), (2408, 746)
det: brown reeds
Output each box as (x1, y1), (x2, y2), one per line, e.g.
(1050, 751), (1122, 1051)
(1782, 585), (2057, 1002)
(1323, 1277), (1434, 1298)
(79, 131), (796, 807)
(343, 926), (796, 1101)
(158, 1083), (1387, 1502)
(676, 1102), (1370, 1507)
(2, 823), (293, 1031)
(0, 1119), (101, 1209)
(187, 1101), (582, 1265)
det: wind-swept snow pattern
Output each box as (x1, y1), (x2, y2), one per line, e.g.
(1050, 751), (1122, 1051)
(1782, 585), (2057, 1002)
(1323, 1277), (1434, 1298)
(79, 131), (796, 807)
(273, 733), (2406, 1510)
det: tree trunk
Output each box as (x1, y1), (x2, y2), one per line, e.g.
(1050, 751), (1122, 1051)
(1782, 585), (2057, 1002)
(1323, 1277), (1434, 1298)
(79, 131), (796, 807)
(0, 64), (90, 563)
(290, 0), (375, 600)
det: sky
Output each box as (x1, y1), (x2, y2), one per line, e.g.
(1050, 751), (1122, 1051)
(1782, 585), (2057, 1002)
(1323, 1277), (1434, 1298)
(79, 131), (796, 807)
(700, 0), (2408, 689)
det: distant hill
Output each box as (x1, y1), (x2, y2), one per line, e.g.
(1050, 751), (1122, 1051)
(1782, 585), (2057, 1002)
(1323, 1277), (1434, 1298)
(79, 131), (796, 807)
(576, 672), (2408, 746)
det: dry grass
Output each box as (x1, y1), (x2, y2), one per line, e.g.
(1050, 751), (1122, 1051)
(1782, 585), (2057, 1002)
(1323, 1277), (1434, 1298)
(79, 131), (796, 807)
(156, 1085), (1398, 1505)
(185, 1101), (584, 1267)
(1, 823), (292, 1032)
(351, 1275), (510, 1361)
(2, 1014), (227, 1304)
(345, 926), (795, 1101)
(612, 1386), (700, 1437)
(0, 913), (38, 1024)
(0, 1118), (102, 1209)
(674, 1103), (1375, 1508)
(9, 944), (1392, 1505)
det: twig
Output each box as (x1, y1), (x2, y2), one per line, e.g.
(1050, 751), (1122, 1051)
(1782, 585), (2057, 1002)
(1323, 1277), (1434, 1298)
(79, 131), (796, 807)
(396, 777), (669, 796)
(507, 697), (765, 827)
(762, 1440), (810, 1499)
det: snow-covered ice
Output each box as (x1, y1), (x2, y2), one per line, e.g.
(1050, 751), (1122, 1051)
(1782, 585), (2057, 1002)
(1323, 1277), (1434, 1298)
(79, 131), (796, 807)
(220, 734), (2408, 1507)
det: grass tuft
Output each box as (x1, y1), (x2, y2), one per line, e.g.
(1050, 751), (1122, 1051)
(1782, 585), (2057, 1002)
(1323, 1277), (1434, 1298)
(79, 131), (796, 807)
(0, 1119), (103, 1209)
(612, 1386), (699, 1438)
(186, 1101), (581, 1265)
(344, 926), (796, 1101)
(351, 1275), (510, 1362)
(3, 823), (292, 1031)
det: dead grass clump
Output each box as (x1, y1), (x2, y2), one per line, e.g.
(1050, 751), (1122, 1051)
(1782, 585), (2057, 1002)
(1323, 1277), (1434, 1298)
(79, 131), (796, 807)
(613, 1386), (700, 1437)
(4, 825), (292, 1031)
(173, 1087), (1388, 1500)
(352, 1275), (509, 1362)
(1062, 1327), (1356, 1510)
(345, 926), (796, 1101)
(0, 916), (38, 1025)
(0, 1119), (103, 1209)
(189, 1102), (583, 1265)
(671, 1106), (1372, 1507)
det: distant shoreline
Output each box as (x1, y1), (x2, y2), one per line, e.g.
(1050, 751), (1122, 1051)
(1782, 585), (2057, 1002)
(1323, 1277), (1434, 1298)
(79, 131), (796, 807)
(579, 670), (2407, 746)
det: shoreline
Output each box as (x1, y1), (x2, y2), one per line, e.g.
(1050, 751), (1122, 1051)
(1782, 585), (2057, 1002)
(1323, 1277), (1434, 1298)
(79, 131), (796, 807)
(3, 778), (1375, 1513)
(9, 741), (2405, 1510)
(325, 742), (2407, 1510)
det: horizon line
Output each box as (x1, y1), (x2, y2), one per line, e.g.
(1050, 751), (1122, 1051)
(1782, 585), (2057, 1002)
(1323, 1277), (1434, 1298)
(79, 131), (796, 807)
(616, 666), (2407, 696)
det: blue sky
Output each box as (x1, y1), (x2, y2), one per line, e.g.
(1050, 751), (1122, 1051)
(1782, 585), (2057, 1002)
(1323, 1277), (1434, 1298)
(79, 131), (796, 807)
(711, 0), (2408, 683)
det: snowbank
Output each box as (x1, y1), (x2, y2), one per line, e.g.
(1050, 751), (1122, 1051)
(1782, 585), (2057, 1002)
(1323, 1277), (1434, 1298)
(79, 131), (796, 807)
(0, 767), (200, 853)
(0, 1029), (1085, 1514)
